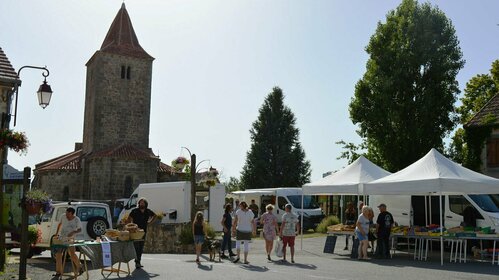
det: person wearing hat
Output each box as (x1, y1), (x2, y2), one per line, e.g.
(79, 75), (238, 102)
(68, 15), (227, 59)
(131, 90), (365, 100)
(375, 203), (394, 259)
(279, 204), (300, 263)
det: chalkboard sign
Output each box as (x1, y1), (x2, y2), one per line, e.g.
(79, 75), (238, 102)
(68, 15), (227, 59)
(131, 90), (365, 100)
(323, 235), (337, 254)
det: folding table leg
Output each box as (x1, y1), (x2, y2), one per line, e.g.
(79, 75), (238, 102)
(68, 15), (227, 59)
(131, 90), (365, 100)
(449, 240), (454, 262)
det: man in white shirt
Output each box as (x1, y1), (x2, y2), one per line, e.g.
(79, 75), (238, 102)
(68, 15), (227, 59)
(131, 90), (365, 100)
(54, 207), (82, 278)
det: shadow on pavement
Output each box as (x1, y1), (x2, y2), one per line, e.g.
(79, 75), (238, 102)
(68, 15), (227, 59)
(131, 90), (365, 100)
(272, 260), (317, 270)
(324, 253), (499, 277)
(130, 269), (160, 279)
(196, 263), (213, 271)
(238, 264), (269, 272)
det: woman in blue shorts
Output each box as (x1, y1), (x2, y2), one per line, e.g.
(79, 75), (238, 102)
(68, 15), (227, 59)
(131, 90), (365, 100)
(355, 206), (371, 260)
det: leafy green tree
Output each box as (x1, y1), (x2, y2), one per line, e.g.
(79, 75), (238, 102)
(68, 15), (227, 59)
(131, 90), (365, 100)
(449, 60), (499, 169)
(224, 176), (244, 193)
(349, 0), (464, 172)
(241, 87), (311, 189)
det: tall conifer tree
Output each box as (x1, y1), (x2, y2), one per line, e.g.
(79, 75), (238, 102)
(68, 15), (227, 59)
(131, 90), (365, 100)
(241, 87), (311, 189)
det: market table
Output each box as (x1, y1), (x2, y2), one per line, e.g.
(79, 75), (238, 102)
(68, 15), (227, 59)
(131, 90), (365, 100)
(78, 240), (137, 278)
(327, 231), (354, 253)
(51, 242), (91, 279)
(52, 240), (137, 279)
(390, 234), (455, 261)
(390, 233), (499, 265)
(458, 236), (499, 265)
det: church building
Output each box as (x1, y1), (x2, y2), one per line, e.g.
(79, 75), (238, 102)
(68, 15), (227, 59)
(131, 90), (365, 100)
(33, 4), (180, 201)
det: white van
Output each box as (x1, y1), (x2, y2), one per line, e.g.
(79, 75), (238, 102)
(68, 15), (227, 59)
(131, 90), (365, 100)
(369, 194), (499, 230)
(229, 188), (324, 230)
(119, 181), (226, 231)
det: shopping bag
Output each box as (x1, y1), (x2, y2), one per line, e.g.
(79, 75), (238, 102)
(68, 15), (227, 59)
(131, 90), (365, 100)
(275, 238), (283, 258)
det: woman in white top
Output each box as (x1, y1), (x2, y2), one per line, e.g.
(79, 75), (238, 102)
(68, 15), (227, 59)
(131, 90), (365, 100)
(231, 201), (256, 264)
(355, 206), (372, 260)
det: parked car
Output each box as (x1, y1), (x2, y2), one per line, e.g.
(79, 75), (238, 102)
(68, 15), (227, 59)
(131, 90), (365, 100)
(34, 201), (112, 255)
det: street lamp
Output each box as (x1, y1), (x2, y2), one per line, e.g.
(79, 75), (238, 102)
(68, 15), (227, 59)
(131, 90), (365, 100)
(0, 65), (52, 280)
(179, 147), (212, 221)
(13, 66), (53, 126)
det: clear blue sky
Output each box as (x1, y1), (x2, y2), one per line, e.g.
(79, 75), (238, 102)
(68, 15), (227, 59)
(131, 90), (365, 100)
(1, 0), (498, 182)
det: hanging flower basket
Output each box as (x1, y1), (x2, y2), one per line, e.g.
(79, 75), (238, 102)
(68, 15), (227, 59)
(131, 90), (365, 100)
(199, 179), (217, 188)
(171, 156), (190, 171)
(26, 202), (43, 215)
(0, 129), (29, 154)
(24, 189), (53, 216)
(207, 167), (219, 179)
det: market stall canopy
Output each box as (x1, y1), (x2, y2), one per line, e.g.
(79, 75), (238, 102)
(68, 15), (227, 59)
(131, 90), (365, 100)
(230, 188), (276, 196)
(302, 156), (391, 195)
(364, 148), (499, 195)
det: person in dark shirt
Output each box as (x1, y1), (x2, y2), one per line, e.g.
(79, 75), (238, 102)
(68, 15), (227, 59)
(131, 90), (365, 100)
(375, 203), (394, 259)
(344, 202), (356, 250)
(127, 197), (157, 269)
(462, 205), (478, 228)
(249, 199), (259, 219)
(220, 203), (236, 258)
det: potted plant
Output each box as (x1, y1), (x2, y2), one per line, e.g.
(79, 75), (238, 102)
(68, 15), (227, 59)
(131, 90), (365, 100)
(171, 156), (190, 171)
(27, 225), (42, 246)
(25, 189), (53, 215)
(0, 128), (29, 154)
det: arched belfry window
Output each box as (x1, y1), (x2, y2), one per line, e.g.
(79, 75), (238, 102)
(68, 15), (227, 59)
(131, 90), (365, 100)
(124, 176), (133, 197)
(127, 66), (131, 80)
(121, 66), (126, 79)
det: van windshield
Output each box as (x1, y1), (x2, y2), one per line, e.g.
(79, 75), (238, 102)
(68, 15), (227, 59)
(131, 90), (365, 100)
(469, 194), (499, 213)
(287, 195), (319, 209)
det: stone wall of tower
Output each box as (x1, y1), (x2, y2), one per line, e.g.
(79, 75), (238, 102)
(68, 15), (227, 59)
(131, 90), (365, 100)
(85, 157), (159, 200)
(82, 52), (153, 153)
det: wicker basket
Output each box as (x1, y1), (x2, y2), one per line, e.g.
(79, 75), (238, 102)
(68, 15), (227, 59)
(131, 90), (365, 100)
(118, 231), (130, 241)
(130, 231), (145, 240)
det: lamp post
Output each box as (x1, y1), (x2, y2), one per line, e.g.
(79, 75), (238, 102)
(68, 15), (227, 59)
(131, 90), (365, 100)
(179, 147), (211, 222)
(0, 65), (52, 278)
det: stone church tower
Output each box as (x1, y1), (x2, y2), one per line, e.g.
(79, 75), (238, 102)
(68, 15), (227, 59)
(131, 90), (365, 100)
(33, 4), (179, 201)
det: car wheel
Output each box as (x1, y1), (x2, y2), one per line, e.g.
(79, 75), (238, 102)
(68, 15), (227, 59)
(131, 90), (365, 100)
(87, 217), (109, 239)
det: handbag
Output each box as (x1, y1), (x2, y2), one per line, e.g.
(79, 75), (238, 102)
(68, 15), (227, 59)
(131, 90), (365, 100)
(275, 237), (283, 258)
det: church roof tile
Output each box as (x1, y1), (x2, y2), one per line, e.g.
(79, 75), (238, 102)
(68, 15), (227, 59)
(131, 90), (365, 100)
(100, 3), (153, 60)
(35, 149), (82, 172)
(89, 143), (159, 160)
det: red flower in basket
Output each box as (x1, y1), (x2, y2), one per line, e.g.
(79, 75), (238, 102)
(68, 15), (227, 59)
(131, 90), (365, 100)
(0, 129), (29, 154)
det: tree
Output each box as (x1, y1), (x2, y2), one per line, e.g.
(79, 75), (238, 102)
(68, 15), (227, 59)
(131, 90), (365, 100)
(349, 0), (464, 172)
(224, 176), (244, 193)
(449, 60), (499, 169)
(241, 87), (311, 189)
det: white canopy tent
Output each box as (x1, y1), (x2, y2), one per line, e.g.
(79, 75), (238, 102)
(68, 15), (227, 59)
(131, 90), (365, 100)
(364, 148), (499, 265)
(303, 156), (391, 195)
(364, 148), (499, 195)
(300, 156), (391, 249)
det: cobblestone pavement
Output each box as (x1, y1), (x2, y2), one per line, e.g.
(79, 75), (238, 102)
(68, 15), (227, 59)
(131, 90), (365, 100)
(1, 236), (498, 280)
